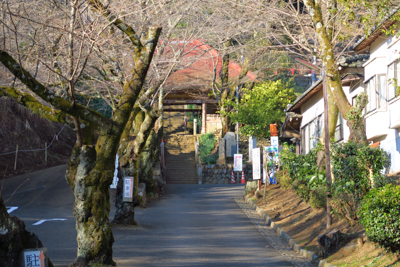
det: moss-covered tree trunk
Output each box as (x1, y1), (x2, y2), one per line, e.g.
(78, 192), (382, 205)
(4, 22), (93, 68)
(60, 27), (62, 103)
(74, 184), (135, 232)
(113, 110), (159, 224)
(138, 117), (163, 193)
(304, 0), (368, 144)
(0, 18), (161, 265)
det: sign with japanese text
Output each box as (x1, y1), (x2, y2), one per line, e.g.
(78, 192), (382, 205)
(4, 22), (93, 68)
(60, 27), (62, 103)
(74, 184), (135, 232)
(252, 148), (261, 180)
(271, 136), (279, 147)
(123, 177), (134, 202)
(20, 248), (48, 267)
(233, 154), (243, 171)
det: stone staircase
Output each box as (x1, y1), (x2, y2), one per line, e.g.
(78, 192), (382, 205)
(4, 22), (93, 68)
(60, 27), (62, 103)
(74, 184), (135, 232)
(164, 112), (198, 184)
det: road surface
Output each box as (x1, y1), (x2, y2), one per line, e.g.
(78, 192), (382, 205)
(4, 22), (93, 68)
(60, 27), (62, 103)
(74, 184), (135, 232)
(2, 165), (313, 266)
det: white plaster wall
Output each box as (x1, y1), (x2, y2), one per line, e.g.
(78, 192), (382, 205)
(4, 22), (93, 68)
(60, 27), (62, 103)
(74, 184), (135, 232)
(364, 57), (386, 81)
(362, 27), (400, 173)
(300, 90), (324, 127)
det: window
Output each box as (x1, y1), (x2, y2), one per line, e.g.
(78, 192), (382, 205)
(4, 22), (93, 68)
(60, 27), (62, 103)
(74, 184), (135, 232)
(366, 75), (386, 112)
(301, 127), (306, 154)
(335, 113), (344, 142)
(388, 60), (400, 100)
(301, 113), (344, 154)
(378, 75), (386, 108)
(301, 115), (323, 154)
(366, 77), (376, 112)
(352, 95), (358, 107)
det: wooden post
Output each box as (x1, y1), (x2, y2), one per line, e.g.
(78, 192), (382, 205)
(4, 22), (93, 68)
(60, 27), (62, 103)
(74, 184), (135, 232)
(201, 102), (207, 134)
(45, 143), (47, 162)
(14, 145), (18, 170)
(323, 69), (332, 229)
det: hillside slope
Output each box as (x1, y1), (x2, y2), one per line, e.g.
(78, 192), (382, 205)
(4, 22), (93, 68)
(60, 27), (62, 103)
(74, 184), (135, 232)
(0, 97), (76, 178)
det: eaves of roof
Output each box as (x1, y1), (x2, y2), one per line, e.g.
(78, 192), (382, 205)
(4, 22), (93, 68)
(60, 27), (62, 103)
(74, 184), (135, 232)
(287, 79), (323, 112)
(354, 6), (400, 52)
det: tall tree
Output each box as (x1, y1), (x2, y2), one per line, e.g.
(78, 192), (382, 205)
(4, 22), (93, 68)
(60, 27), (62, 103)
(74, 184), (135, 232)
(251, 0), (371, 142)
(0, 0), (161, 265)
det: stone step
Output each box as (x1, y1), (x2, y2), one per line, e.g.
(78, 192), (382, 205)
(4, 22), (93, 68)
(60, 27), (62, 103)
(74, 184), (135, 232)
(167, 173), (197, 177)
(166, 159), (195, 162)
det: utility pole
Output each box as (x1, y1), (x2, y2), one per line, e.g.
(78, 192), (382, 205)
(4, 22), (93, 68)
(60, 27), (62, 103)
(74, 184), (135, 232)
(236, 86), (240, 182)
(322, 68), (332, 228)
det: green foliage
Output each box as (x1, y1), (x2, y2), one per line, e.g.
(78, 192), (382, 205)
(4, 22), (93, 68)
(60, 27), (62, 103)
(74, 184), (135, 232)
(279, 143), (325, 202)
(330, 142), (390, 221)
(276, 170), (291, 190)
(341, 0), (400, 36)
(310, 186), (327, 210)
(76, 94), (112, 118)
(199, 133), (217, 164)
(277, 141), (390, 219)
(358, 184), (400, 253)
(223, 80), (296, 139)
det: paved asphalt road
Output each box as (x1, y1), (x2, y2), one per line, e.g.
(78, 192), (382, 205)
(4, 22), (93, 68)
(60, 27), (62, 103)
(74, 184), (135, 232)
(1, 164), (307, 267)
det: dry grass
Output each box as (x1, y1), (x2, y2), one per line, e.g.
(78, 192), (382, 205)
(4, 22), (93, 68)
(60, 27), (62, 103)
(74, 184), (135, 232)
(249, 184), (400, 267)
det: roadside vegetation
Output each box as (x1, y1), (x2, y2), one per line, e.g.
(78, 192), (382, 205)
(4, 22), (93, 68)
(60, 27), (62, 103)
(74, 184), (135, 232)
(222, 80), (297, 139)
(199, 133), (218, 165)
(264, 142), (400, 265)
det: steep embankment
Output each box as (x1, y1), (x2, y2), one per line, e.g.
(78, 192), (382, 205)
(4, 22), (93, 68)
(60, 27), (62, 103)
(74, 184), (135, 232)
(0, 97), (76, 178)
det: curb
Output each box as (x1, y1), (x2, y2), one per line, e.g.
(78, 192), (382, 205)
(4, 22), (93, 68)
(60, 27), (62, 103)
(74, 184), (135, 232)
(244, 196), (336, 267)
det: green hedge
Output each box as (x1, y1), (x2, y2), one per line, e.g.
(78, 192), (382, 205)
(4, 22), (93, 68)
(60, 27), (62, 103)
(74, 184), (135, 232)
(358, 184), (400, 253)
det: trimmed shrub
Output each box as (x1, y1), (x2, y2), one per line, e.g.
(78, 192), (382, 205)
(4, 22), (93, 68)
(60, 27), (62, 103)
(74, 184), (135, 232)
(292, 179), (310, 201)
(279, 143), (325, 202)
(330, 192), (358, 222)
(309, 186), (327, 210)
(276, 170), (291, 190)
(358, 184), (400, 253)
(331, 142), (390, 221)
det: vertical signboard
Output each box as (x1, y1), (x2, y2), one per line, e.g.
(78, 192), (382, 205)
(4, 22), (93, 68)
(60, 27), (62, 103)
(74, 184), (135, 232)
(20, 248), (49, 267)
(252, 148), (261, 180)
(233, 154), (243, 171)
(123, 177), (134, 202)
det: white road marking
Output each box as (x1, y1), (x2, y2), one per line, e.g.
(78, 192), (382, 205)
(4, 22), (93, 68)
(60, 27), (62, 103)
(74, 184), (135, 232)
(6, 206), (18, 213)
(32, 218), (67, 225)
(3, 185), (46, 197)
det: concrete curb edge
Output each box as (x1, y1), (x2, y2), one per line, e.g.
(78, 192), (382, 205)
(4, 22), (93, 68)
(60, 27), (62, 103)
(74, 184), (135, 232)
(244, 195), (336, 267)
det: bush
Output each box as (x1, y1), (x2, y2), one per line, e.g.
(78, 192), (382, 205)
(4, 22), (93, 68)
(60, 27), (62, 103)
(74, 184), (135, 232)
(279, 143), (325, 202)
(292, 179), (310, 201)
(199, 133), (217, 164)
(276, 170), (291, 190)
(330, 142), (389, 221)
(309, 186), (327, 210)
(358, 184), (400, 253)
(331, 192), (359, 222)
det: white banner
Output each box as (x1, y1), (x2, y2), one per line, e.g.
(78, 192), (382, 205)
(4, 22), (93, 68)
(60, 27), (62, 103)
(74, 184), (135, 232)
(234, 154), (243, 171)
(252, 148), (261, 180)
(110, 154), (119, 189)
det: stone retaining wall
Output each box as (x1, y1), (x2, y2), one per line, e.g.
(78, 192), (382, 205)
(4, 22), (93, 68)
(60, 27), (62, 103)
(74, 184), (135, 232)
(202, 164), (253, 184)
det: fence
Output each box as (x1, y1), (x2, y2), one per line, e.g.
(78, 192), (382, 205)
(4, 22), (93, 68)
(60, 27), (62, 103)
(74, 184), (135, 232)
(0, 124), (67, 170)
